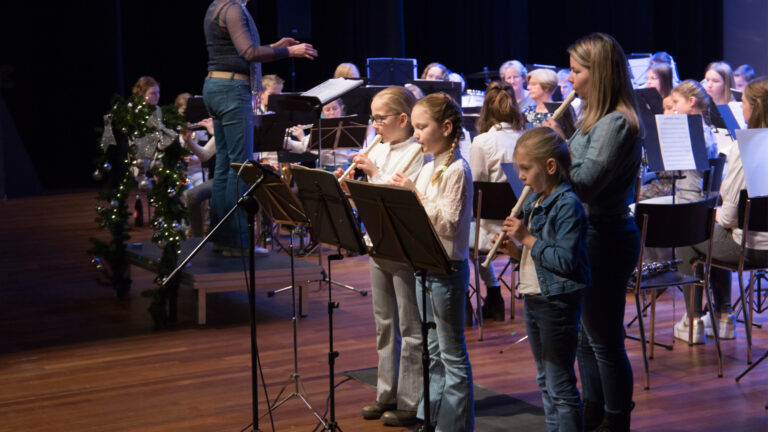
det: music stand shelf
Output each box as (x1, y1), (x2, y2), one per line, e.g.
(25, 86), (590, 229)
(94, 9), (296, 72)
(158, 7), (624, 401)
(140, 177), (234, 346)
(125, 239), (322, 325)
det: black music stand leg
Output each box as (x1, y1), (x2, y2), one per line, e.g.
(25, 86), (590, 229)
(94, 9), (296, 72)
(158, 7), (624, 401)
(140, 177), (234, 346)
(418, 268), (435, 432)
(163, 171), (270, 432)
(325, 250), (344, 431)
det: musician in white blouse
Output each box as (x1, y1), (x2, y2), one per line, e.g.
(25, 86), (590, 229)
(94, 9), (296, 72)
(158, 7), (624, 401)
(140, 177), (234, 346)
(346, 87), (425, 427)
(468, 82), (525, 321)
(391, 92), (474, 432)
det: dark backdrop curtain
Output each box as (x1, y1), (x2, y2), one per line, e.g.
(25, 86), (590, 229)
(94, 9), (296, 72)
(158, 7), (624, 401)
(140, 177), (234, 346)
(0, 0), (722, 190)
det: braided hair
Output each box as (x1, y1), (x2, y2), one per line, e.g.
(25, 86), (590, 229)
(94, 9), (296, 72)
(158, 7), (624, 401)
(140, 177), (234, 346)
(415, 92), (463, 184)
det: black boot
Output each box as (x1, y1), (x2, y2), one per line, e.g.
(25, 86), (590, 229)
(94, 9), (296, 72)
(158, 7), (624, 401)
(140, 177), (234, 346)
(482, 286), (505, 321)
(583, 400), (604, 432)
(593, 411), (630, 432)
(465, 293), (474, 327)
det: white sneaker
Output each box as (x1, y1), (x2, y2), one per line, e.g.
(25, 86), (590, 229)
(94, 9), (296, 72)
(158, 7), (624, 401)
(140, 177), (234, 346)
(673, 314), (705, 344)
(701, 312), (736, 340)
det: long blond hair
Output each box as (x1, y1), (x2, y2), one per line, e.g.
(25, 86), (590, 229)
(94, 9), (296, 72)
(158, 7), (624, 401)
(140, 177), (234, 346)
(415, 93), (463, 184)
(705, 62), (735, 103)
(567, 33), (639, 135)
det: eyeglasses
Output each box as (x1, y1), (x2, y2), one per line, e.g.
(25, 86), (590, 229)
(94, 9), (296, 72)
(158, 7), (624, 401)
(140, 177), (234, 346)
(369, 113), (401, 124)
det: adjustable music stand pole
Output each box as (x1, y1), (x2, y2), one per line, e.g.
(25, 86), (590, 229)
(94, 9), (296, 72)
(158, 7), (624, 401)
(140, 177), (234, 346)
(326, 249), (343, 431)
(164, 172), (272, 432)
(417, 267), (435, 432)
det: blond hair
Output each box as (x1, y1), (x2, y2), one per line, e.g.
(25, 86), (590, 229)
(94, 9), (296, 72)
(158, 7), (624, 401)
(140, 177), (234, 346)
(415, 93), (463, 184)
(421, 62), (449, 80)
(743, 76), (768, 129)
(567, 33), (639, 135)
(174, 92), (191, 112)
(672, 80), (711, 123)
(373, 86), (416, 134)
(262, 74), (284, 90)
(705, 61), (735, 103)
(333, 63), (360, 79)
(527, 68), (558, 94)
(514, 127), (572, 183)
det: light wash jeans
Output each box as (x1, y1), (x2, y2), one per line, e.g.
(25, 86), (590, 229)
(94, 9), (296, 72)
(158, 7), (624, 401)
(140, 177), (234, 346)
(416, 259), (474, 431)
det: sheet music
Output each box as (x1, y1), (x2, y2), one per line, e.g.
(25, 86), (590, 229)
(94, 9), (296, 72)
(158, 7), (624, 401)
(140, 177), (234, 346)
(736, 128), (768, 197)
(655, 114), (696, 171)
(728, 101), (747, 129)
(628, 57), (651, 88)
(301, 78), (364, 104)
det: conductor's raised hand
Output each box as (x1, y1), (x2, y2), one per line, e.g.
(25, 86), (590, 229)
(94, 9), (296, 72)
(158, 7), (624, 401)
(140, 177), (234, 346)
(288, 43), (317, 60)
(270, 37), (299, 49)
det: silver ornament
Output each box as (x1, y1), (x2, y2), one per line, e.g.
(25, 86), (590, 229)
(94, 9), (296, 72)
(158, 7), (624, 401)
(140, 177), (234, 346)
(127, 102), (133, 108)
(92, 170), (103, 181)
(121, 127), (128, 134)
(102, 162), (112, 172)
(138, 178), (153, 192)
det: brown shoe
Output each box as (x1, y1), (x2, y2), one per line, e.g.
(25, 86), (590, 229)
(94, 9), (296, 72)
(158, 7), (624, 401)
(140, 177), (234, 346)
(361, 402), (396, 420)
(380, 409), (418, 426)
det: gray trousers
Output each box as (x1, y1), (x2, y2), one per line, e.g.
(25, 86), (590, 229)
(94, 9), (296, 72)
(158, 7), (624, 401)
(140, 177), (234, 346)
(677, 225), (768, 316)
(369, 257), (423, 410)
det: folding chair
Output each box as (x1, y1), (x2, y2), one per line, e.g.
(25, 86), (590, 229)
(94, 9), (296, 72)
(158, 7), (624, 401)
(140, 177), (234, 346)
(696, 190), (768, 377)
(629, 196), (721, 389)
(470, 181), (516, 340)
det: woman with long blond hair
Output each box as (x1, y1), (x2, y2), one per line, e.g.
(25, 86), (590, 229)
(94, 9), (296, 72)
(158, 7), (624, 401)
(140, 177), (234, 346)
(545, 33), (641, 432)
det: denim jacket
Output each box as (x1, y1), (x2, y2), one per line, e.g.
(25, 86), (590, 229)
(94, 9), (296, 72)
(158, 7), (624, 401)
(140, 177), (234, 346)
(522, 181), (590, 296)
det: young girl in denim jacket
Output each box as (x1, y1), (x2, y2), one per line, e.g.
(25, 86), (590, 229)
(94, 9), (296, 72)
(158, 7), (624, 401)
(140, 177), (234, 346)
(497, 127), (589, 432)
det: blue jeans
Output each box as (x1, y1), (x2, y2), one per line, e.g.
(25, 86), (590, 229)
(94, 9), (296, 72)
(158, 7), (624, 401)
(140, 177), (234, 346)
(202, 77), (253, 248)
(578, 215), (639, 415)
(525, 292), (583, 432)
(416, 260), (474, 431)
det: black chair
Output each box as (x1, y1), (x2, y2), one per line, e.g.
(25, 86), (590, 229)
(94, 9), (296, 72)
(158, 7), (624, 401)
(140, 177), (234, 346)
(628, 196), (720, 390)
(696, 190), (768, 379)
(702, 155), (726, 197)
(470, 181), (516, 340)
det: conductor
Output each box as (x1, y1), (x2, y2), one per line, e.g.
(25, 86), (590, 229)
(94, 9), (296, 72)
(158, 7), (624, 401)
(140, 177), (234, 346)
(203, 0), (317, 256)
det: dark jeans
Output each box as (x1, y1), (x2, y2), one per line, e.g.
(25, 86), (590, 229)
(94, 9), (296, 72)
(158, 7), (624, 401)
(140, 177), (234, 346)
(202, 77), (252, 248)
(578, 215), (639, 415)
(525, 291), (583, 432)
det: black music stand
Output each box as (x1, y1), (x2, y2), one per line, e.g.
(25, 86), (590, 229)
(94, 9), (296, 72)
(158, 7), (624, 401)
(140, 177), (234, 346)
(643, 114), (710, 203)
(290, 166), (368, 432)
(184, 96), (209, 124)
(163, 160), (270, 432)
(232, 163), (329, 427)
(306, 114), (368, 153)
(346, 180), (452, 432)
(471, 181), (518, 339)
(409, 79), (463, 106)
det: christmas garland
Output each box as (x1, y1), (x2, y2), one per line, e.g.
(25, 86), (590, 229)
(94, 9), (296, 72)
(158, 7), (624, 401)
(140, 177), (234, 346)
(90, 94), (189, 327)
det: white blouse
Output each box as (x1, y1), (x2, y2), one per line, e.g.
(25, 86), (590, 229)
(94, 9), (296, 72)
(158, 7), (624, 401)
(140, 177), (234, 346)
(367, 137), (424, 184)
(469, 123), (522, 251)
(415, 150), (473, 261)
(719, 142), (768, 250)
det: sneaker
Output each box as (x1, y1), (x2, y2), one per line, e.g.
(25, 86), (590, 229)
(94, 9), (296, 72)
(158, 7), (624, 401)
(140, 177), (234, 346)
(673, 314), (705, 344)
(380, 409), (418, 426)
(221, 245), (270, 257)
(361, 402), (396, 420)
(701, 312), (736, 340)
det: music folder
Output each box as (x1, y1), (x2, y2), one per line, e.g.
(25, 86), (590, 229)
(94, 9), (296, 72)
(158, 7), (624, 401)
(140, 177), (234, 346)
(644, 114), (709, 172)
(345, 180), (450, 274)
(184, 96), (209, 124)
(735, 128), (768, 198)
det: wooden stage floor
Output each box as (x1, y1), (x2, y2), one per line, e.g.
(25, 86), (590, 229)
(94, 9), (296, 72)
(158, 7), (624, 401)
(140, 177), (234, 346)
(1, 191), (767, 431)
